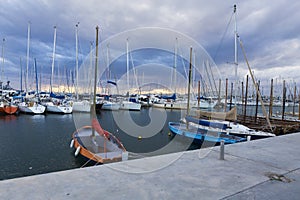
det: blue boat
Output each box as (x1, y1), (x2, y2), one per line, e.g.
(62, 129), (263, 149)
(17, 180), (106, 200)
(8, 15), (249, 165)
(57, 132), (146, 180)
(168, 122), (246, 144)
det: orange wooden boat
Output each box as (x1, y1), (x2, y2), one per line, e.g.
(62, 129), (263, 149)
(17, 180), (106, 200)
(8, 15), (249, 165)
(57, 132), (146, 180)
(70, 26), (127, 165)
(70, 121), (127, 164)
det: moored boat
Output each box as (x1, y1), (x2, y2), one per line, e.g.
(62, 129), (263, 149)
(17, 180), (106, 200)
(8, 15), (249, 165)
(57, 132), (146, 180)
(71, 26), (127, 165)
(0, 101), (18, 115)
(101, 100), (120, 111)
(72, 100), (91, 112)
(18, 101), (45, 114)
(44, 101), (73, 114)
(119, 100), (141, 111)
(184, 115), (276, 140)
(168, 121), (246, 144)
(71, 120), (127, 164)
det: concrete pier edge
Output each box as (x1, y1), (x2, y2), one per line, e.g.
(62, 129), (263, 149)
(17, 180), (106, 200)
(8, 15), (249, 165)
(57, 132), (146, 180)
(1, 133), (300, 200)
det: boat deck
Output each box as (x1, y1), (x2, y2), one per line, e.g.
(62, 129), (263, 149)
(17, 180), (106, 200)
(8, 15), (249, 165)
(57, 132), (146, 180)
(75, 128), (123, 158)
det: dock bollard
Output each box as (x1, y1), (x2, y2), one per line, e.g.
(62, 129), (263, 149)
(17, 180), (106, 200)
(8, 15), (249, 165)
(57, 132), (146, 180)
(247, 136), (251, 141)
(220, 140), (225, 160)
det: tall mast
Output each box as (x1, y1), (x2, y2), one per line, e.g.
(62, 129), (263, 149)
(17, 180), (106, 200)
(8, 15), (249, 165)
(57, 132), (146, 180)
(92, 25), (99, 129)
(34, 58), (38, 94)
(26, 22), (31, 93)
(174, 38), (178, 94)
(1, 38), (5, 90)
(126, 38), (129, 94)
(51, 26), (57, 93)
(89, 42), (93, 90)
(20, 57), (23, 91)
(187, 47), (193, 116)
(75, 22), (79, 100)
(233, 4), (238, 107)
(93, 27), (99, 108)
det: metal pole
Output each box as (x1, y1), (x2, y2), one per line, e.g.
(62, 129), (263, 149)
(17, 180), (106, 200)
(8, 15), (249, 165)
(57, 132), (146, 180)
(220, 140), (225, 160)
(255, 80), (260, 123)
(197, 80), (200, 107)
(282, 80), (286, 120)
(224, 78), (228, 112)
(186, 47), (193, 117)
(244, 75), (248, 122)
(269, 79), (273, 118)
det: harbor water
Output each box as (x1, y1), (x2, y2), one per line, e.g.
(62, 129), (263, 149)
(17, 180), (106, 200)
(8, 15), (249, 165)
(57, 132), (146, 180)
(0, 107), (197, 180)
(0, 105), (298, 181)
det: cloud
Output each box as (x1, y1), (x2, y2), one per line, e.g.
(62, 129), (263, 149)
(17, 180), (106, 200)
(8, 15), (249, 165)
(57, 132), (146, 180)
(1, 0), (300, 91)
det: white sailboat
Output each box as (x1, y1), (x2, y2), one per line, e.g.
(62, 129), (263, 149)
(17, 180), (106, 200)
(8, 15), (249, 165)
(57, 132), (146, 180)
(119, 39), (141, 111)
(45, 26), (73, 114)
(72, 23), (91, 112)
(101, 100), (120, 110)
(19, 23), (45, 114)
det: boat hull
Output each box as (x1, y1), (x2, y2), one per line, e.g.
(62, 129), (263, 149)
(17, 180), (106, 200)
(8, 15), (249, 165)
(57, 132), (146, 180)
(152, 102), (186, 110)
(0, 105), (18, 115)
(46, 105), (73, 114)
(168, 122), (246, 144)
(18, 103), (46, 114)
(119, 101), (141, 111)
(72, 101), (90, 112)
(101, 102), (120, 110)
(72, 126), (126, 164)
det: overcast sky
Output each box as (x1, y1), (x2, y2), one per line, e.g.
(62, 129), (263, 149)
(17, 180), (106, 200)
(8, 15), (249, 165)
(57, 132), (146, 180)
(1, 0), (300, 94)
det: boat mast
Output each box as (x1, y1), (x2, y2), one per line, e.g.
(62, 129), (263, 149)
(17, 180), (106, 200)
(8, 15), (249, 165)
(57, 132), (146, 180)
(187, 47), (193, 116)
(92, 26), (99, 137)
(26, 22), (31, 93)
(93, 26), (99, 109)
(173, 38), (178, 94)
(51, 26), (57, 93)
(1, 38), (4, 90)
(126, 38), (129, 94)
(234, 4), (238, 107)
(186, 47), (193, 129)
(20, 57), (23, 92)
(75, 22), (79, 100)
(34, 58), (38, 94)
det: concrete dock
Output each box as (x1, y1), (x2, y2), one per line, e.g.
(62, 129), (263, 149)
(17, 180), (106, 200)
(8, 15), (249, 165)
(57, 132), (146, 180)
(1, 133), (300, 200)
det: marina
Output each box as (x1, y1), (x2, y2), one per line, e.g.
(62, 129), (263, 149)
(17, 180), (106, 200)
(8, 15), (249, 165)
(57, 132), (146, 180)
(1, 3), (300, 200)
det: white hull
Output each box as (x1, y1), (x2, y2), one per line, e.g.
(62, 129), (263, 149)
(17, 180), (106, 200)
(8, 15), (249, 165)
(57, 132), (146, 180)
(184, 118), (276, 138)
(72, 101), (90, 112)
(101, 101), (120, 111)
(18, 102), (46, 114)
(153, 102), (186, 110)
(192, 100), (217, 109)
(46, 105), (73, 114)
(119, 101), (141, 111)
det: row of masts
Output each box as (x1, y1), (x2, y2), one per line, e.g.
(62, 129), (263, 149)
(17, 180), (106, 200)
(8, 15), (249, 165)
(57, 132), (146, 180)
(17, 22), (82, 97)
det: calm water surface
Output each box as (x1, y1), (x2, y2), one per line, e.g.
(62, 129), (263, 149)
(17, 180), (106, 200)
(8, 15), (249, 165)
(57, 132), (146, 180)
(0, 108), (194, 180)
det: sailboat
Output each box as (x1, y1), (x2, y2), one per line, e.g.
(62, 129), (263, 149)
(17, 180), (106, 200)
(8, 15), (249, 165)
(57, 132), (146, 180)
(0, 97), (18, 115)
(168, 47), (246, 144)
(183, 109), (276, 140)
(18, 58), (46, 114)
(71, 26), (127, 164)
(169, 5), (274, 142)
(18, 23), (45, 114)
(72, 23), (91, 113)
(0, 39), (18, 115)
(119, 39), (141, 111)
(43, 26), (72, 114)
